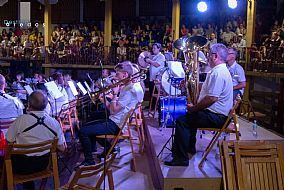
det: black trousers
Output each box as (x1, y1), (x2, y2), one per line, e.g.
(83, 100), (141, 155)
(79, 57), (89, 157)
(79, 119), (120, 163)
(172, 110), (227, 161)
(5, 153), (50, 190)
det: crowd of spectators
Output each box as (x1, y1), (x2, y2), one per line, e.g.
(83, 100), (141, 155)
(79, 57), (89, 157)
(0, 15), (283, 65)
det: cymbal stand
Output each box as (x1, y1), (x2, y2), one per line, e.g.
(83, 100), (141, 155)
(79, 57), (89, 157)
(157, 71), (179, 158)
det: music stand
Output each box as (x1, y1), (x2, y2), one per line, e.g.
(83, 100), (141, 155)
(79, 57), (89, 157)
(157, 69), (183, 158)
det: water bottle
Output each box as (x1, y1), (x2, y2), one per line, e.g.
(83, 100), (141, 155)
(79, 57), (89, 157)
(115, 145), (121, 158)
(252, 120), (257, 138)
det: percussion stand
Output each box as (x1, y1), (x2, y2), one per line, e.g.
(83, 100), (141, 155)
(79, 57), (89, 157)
(157, 73), (179, 158)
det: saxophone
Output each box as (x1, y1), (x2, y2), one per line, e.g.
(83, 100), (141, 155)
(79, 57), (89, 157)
(173, 36), (208, 104)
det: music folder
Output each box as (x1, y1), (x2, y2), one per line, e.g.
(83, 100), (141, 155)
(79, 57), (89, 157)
(84, 81), (91, 92)
(44, 81), (63, 99)
(24, 85), (33, 95)
(68, 81), (79, 96)
(77, 82), (87, 95)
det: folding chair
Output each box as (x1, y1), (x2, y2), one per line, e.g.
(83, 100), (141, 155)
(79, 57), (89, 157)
(128, 102), (145, 154)
(57, 153), (117, 190)
(148, 81), (162, 118)
(198, 98), (241, 168)
(0, 119), (15, 130)
(4, 138), (59, 190)
(234, 141), (284, 190)
(57, 101), (78, 148)
(69, 98), (80, 130)
(96, 107), (137, 171)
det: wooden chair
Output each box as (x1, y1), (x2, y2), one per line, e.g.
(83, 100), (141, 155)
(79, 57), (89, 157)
(4, 138), (59, 190)
(96, 107), (137, 171)
(219, 140), (237, 190)
(57, 101), (77, 147)
(238, 99), (256, 121)
(57, 152), (116, 190)
(0, 119), (15, 130)
(129, 102), (145, 154)
(198, 98), (241, 168)
(219, 141), (265, 190)
(69, 98), (80, 130)
(234, 141), (284, 190)
(148, 81), (162, 118)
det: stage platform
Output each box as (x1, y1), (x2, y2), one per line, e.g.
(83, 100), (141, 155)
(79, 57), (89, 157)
(144, 113), (284, 190)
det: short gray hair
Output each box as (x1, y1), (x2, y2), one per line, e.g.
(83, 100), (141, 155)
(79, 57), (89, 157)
(115, 61), (134, 76)
(227, 47), (238, 57)
(210, 43), (228, 62)
(28, 90), (48, 111)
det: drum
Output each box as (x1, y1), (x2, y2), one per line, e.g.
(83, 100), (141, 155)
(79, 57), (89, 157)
(159, 96), (187, 127)
(155, 61), (185, 96)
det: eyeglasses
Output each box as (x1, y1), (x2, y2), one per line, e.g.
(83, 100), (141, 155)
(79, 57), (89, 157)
(206, 52), (216, 57)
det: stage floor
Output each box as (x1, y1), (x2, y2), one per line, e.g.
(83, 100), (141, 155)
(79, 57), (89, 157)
(144, 113), (284, 190)
(9, 112), (284, 190)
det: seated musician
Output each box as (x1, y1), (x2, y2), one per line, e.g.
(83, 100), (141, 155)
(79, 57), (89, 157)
(63, 72), (77, 101)
(226, 47), (246, 102)
(6, 90), (66, 189)
(0, 74), (24, 134)
(49, 72), (69, 117)
(164, 43), (233, 166)
(78, 61), (139, 166)
(93, 68), (113, 92)
(12, 71), (28, 104)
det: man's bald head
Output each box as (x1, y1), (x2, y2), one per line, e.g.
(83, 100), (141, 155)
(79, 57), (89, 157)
(28, 90), (48, 111)
(0, 74), (6, 90)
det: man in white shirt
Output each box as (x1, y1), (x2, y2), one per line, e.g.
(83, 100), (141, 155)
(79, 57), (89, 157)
(0, 74), (24, 133)
(6, 90), (66, 189)
(50, 72), (69, 117)
(227, 47), (246, 101)
(165, 43), (233, 166)
(78, 61), (139, 166)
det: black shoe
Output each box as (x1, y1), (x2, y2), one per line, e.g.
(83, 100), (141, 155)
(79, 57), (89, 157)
(164, 159), (189, 166)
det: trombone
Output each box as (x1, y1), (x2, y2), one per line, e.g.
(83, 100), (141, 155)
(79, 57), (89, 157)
(88, 70), (147, 104)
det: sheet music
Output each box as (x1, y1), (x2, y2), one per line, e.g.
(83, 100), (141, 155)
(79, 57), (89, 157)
(77, 82), (87, 95)
(24, 85), (33, 95)
(84, 81), (91, 92)
(44, 81), (63, 99)
(68, 81), (79, 96)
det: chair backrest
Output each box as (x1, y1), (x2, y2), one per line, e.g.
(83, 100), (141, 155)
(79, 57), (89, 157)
(0, 119), (15, 130)
(67, 152), (117, 189)
(234, 141), (284, 190)
(4, 138), (59, 189)
(219, 141), (237, 190)
(220, 140), (280, 190)
(220, 98), (242, 131)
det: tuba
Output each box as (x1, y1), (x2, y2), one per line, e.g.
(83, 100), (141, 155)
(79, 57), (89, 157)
(173, 35), (208, 104)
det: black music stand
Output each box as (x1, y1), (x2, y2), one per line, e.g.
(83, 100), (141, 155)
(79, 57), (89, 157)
(157, 74), (182, 158)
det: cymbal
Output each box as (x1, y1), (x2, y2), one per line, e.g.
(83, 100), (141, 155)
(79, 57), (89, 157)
(138, 51), (151, 69)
